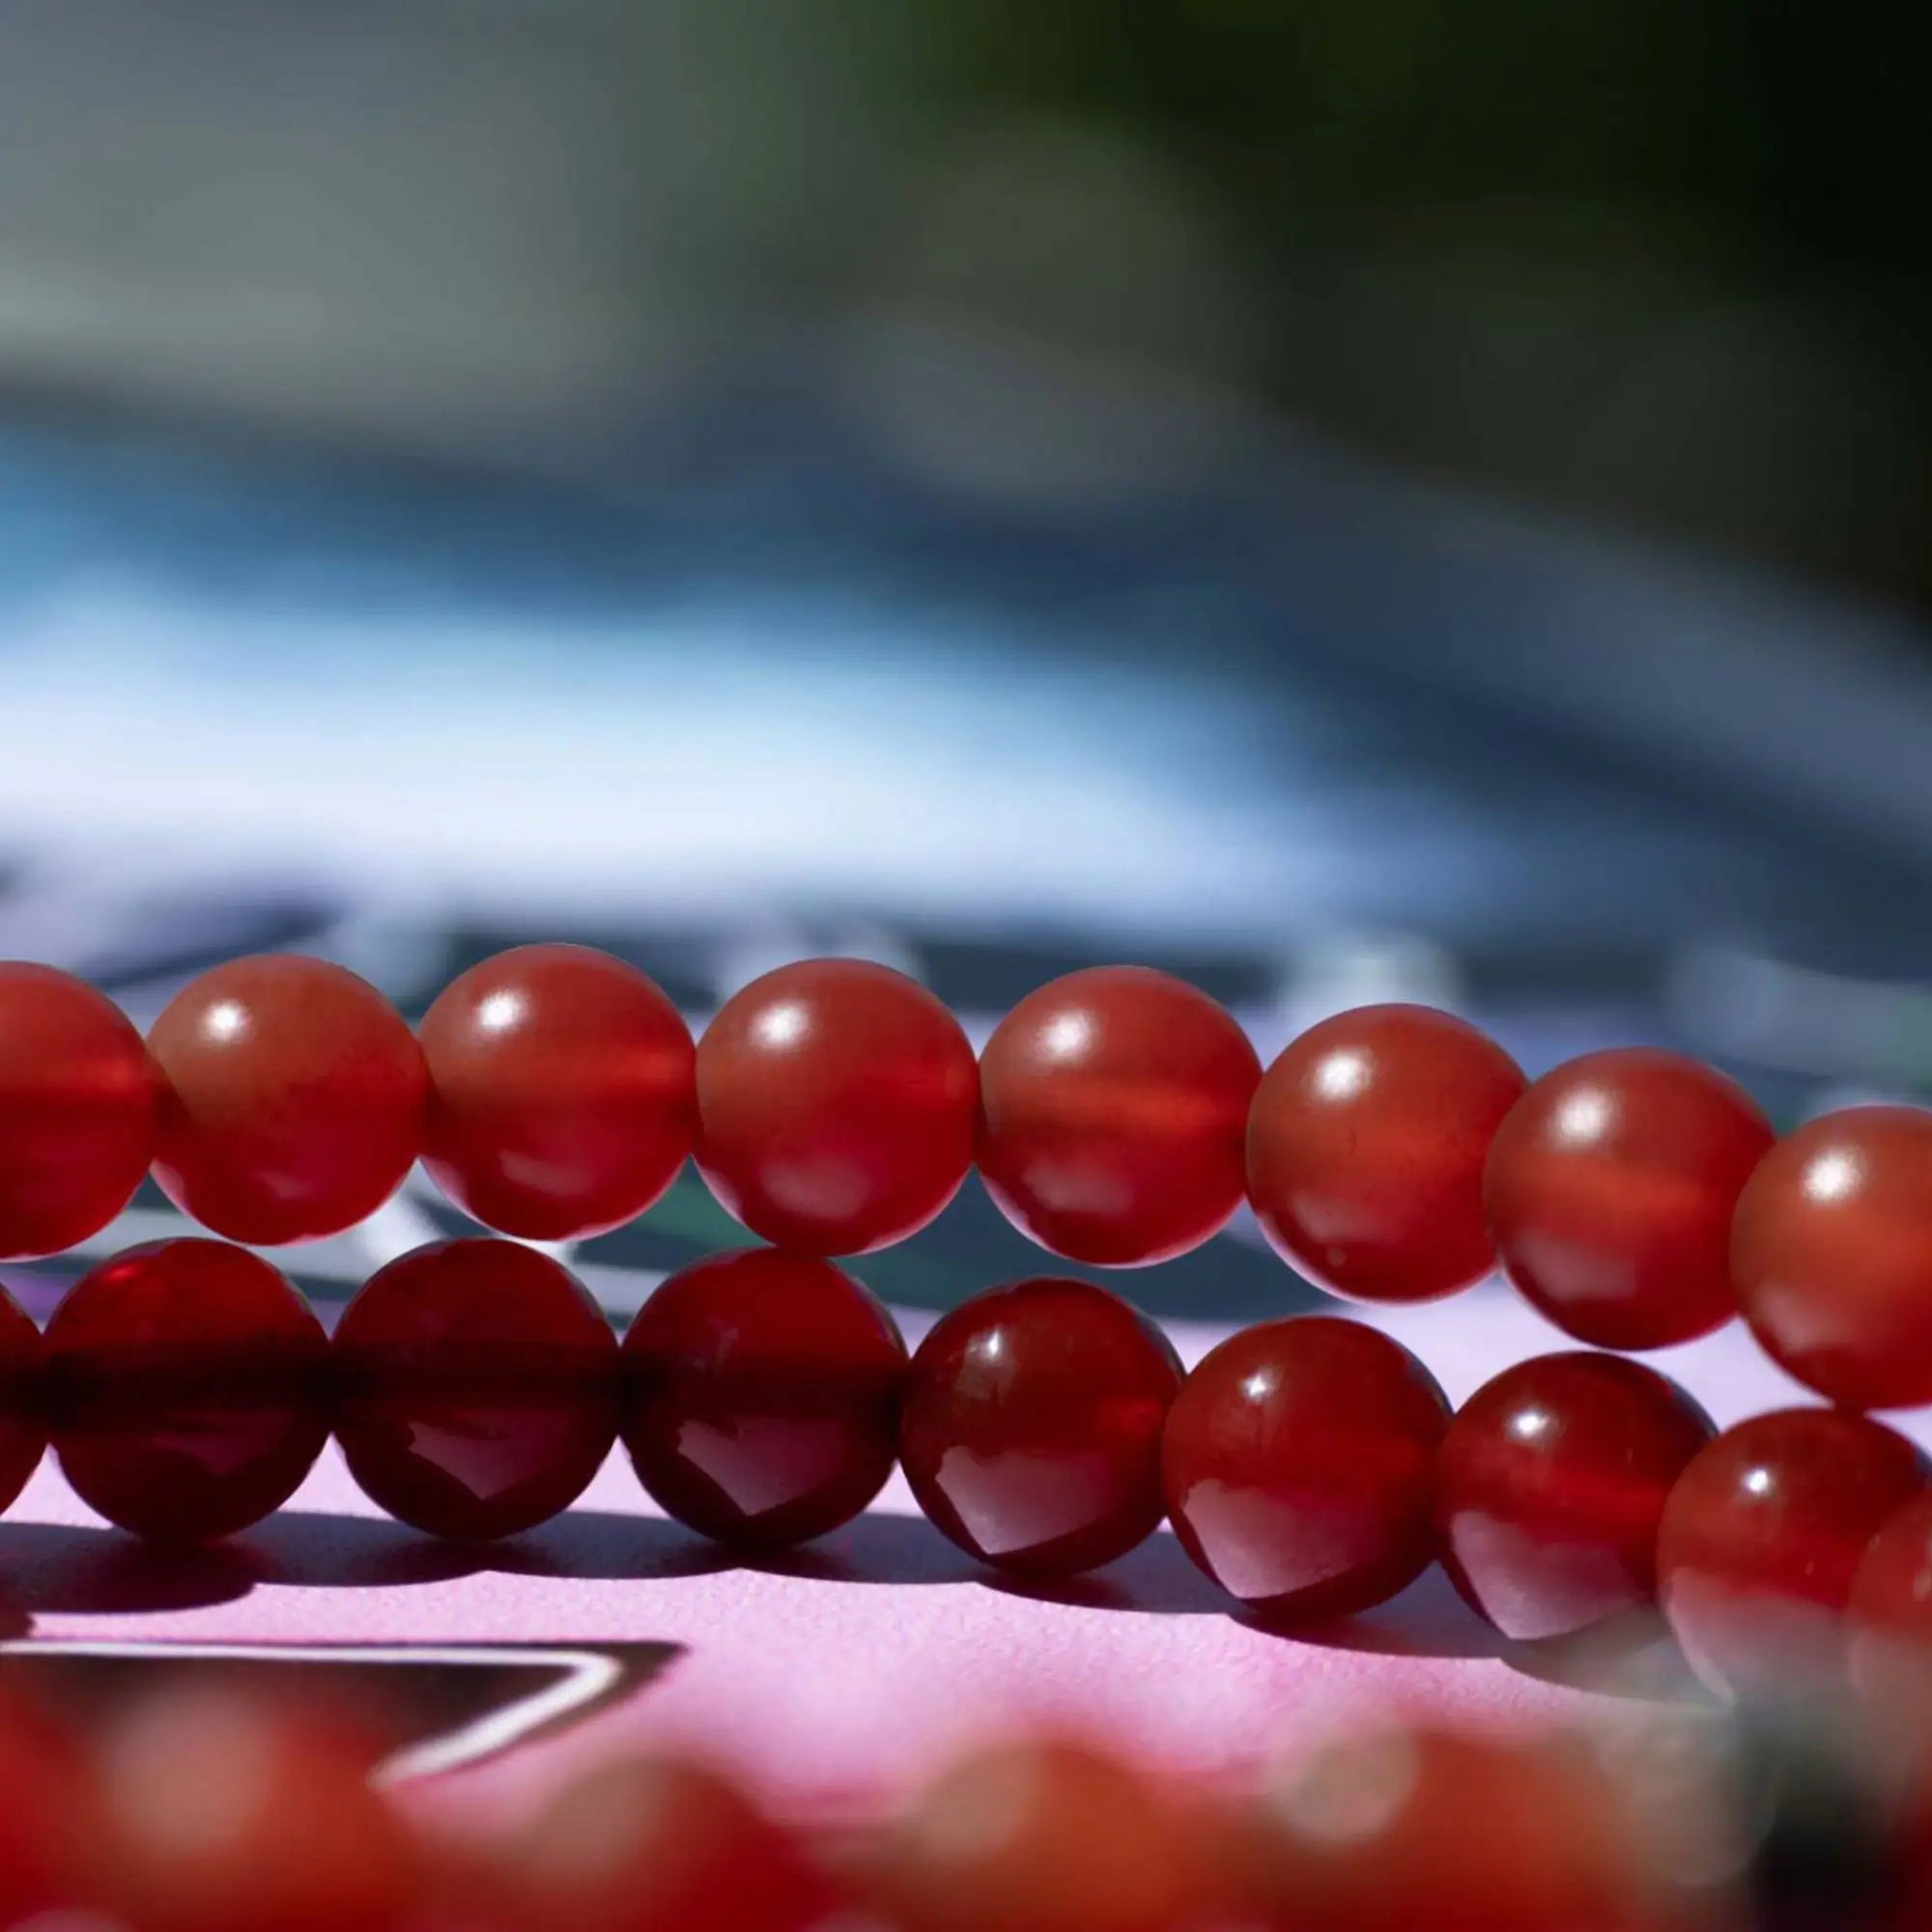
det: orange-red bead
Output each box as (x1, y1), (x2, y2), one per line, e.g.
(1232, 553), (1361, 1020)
(1732, 1104), (1932, 1412)
(1246, 1003), (1524, 1303)
(149, 955), (427, 1244)
(420, 944), (695, 1240)
(1161, 1316), (1449, 1622)
(898, 1278), (1181, 1575)
(1848, 1491), (1932, 1721)
(1484, 1047), (1772, 1350)
(0, 1284), (44, 1513)
(696, 959), (977, 1255)
(0, 962), (154, 1259)
(978, 966), (1261, 1266)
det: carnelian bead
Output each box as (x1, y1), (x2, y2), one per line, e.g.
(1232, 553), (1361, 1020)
(1848, 1492), (1932, 1722)
(978, 967), (1261, 1267)
(1656, 1407), (1927, 1694)
(0, 1689), (99, 1922)
(867, 1738), (1200, 1932)
(0, 961), (154, 1258)
(420, 944), (695, 1240)
(0, 1284), (44, 1512)
(149, 955), (427, 1244)
(898, 1277), (1180, 1575)
(1247, 1004), (1524, 1303)
(696, 958), (977, 1255)
(1161, 1316), (1449, 1621)
(44, 1239), (328, 1542)
(333, 1238), (618, 1539)
(1732, 1105), (1932, 1412)
(1484, 1047), (1772, 1350)
(1435, 1351), (1714, 1642)
(620, 1247), (906, 1547)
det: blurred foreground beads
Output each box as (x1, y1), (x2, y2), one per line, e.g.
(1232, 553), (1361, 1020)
(0, 961), (154, 1258)
(1247, 1002), (1524, 1302)
(696, 958), (978, 1255)
(148, 954), (427, 1244)
(978, 965), (1261, 1265)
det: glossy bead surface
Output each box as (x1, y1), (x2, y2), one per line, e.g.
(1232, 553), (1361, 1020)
(1161, 1316), (1450, 1622)
(696, 958), (977, 1255)
(44, 1239), (328, 1542)
(1484, 1047), (1773, 1349)
(333, 1238), (618, 1540)
(898, 1277), (1180, 1575)
(420, 944), (695, 1240)
(1656, 1407), (1927, 1693)
(1732, 1105), (1932, 1411)
(0, 962), (154, 1259)
(149, 954), (427, 1244)
(1247, 1003), (1524, 1303)
(620, 1247), (905, 1547)
(1435, 1351), (1714, 1640)
(868, 1738), (1200, 1932)
(978, 966), (1262, 1266)
(0, 1285), (45, 1513)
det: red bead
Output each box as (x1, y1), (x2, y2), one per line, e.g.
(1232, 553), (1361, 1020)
(0, 1690), (99, 1922)
(898, 1277), (1180, 1575)
(420, 944), (695, 1240)
(44, 1239), (328, 1542)
(696, 959), (977, 1255)
(149, 955), (427, 1244)
(1435, 1351), (1714, 1641)
(1732, 1105), (1932, 1412)
(1848, 1492), (1932, 1720)
(1161, 1316), (1449, 1622)
(1656, 1407), (1927, 1693)
(620, 1247), (906, 1547)
(1246, 1003), (1524, 1303)
(867, 1738), (1201, 1932)
(1483, 1047), (1773, 1350)
(0, 1285), (44, 1513)
(332, 1237), (618, 1540)
(513, 1753), (835, 1932)
(0, 962), (154, 1258)
(978, 966), (1262, 1267)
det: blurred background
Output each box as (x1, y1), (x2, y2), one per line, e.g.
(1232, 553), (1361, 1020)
(2, 0), (1930, 1318)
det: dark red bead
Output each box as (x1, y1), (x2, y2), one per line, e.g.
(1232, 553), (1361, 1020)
(1656, 1407), (1927, 1693)
(149, 955), (427, 1244)
(978, 966), (1262, 1267)
(0, 962), (154, 1259)
(1484, 1047), (1773, 1350)
(1435, 1351), (1714, 1641)
(1733, 1105), (1932, 1412)
(696, 959), (977, 1255)
(898, 1277), (1180, 1575)
(1161, 1316), (1450, 1622)
(420, 944), (695, 1241)
(1848, 1492), (1932, 1720)
(1246, 1003), (1525, 1304)
(0, 1285), (44, 1513)
(620, 1247), (905, 1547)
(43, 1239), (328, 1542)
(332, 1238), (618, 1540)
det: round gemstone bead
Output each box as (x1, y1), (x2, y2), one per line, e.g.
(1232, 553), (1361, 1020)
(1246, 1003), (1524, 1303)
(419, 944), (695, 1241)
(332, 1238), (618, 1540)
(0, 962), (154, 1259)
(1656, 1407), (1927, 1694)
(898, 1277), (1180, 1575)
(1483, 1047), (1773, 1350)
(44, 1239), (328, 1542)
(1732, 1105), (1932, 1412)
(620, 1247), (906, 1548)
(149, 955), (427, 1244)
(695, 958), (977, 1255)
(1848, 1492), (1932, 1720)
(0, 1285), (45, 1513)
(1435, 1351), (1714, 1641)
(978, 966), (1261, 1266)
(1161, 1316), (1450, 1622)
